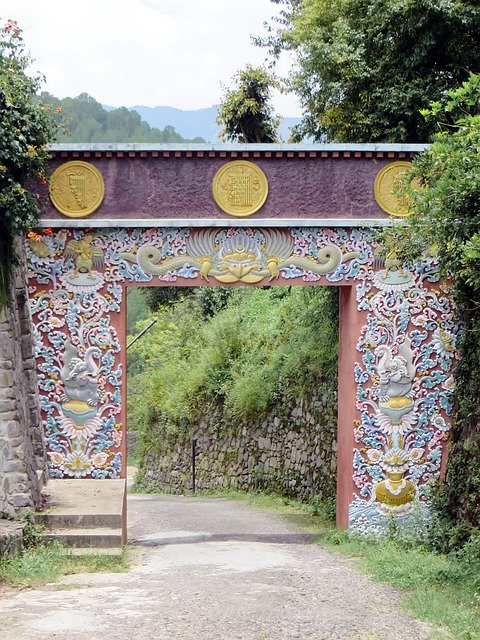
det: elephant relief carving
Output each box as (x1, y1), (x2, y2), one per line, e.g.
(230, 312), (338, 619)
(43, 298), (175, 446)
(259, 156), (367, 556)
(60, 340), (101, 407)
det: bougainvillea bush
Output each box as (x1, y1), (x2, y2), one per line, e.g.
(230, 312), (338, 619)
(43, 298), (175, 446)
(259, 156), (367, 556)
(0, 18), (57, 308)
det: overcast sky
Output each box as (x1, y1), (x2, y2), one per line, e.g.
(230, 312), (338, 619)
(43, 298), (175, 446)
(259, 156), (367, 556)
(3, 0), (302, 116)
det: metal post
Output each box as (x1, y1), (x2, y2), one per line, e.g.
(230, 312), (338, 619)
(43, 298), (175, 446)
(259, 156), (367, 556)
(191, 437), (198, 494)
(126, 319), (157, 350)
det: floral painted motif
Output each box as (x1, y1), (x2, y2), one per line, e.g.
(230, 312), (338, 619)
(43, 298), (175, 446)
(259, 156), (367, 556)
(27, 226), (457, 532)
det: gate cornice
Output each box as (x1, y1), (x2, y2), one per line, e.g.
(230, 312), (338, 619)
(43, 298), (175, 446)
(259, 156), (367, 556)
(40, 218), (401, 228)
(48, 142), (429, 158)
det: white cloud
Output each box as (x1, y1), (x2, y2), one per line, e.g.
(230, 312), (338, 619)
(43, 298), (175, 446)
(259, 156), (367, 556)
(2, 0), (302, 116)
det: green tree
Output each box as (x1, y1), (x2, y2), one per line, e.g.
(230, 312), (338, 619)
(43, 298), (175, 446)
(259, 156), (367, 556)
(141, 287), (233, 320)
(217, 65), (280, 143)
(0, 20), (57, 308)
(257, 0), (480, 142)
(389, 75), (480, 548)
(142, 286), (191, 312)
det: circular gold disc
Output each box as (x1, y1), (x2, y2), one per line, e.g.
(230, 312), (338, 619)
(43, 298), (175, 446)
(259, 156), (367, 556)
(49, 161), (105, 218)
(212, 160), (268, 217)
(374, 161), (417, 218)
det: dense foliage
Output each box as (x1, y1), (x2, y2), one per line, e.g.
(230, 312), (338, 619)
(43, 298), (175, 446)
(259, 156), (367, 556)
(389, 76), (480, 549)
(142, 285), (233, 319)
(128, 286), (338, 451)
(39, 92), (205, 144)
(217, 65), (280, 143)
(0, 20), (57, 308)
(257, 0), (480, 142)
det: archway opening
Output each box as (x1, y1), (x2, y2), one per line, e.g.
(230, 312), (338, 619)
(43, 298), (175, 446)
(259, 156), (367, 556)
(126, 285), (339, 520)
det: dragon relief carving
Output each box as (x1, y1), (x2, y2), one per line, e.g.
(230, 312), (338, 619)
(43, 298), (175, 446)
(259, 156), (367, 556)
(120, 230), (359, 283)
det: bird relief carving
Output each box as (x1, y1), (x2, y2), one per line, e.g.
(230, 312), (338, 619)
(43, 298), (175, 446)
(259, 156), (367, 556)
(60, 234), (105, 292)
(375, 337), (415, 425)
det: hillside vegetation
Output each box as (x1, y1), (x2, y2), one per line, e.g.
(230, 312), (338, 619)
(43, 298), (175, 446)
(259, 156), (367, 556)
(40, 92), (205, 143)
(127, 285), (338, 456)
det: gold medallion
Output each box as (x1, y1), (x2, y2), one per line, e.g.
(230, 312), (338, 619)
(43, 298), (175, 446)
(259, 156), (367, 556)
(49, 161), (105, 218)
(212, 160), (268, 217)
(374, 161), (418, 218)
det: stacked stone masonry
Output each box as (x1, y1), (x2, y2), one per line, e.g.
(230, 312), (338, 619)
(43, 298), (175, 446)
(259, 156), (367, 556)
(140, 384), (338, 504)
(0, 239), (46, 516)
(0, 519), (24, 556)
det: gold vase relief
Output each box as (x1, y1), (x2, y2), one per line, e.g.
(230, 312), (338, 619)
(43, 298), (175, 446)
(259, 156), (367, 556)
(49, 161), (105, 218)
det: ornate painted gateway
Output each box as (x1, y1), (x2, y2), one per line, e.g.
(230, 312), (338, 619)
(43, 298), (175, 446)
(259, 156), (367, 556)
(27, 144), (458, 533)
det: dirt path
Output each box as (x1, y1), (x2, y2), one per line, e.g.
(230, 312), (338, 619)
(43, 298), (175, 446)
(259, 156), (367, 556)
(0, 494), (433, 640)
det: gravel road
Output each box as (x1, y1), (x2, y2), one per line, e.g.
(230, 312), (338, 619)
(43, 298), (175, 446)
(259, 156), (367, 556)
(0, 493), (434, 640)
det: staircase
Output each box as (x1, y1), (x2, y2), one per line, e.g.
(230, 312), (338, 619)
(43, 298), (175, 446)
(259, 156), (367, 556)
(35, 479), (127, 555)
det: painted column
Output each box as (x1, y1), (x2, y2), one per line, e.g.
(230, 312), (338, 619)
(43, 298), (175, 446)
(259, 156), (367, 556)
(337, 285), (365, 528)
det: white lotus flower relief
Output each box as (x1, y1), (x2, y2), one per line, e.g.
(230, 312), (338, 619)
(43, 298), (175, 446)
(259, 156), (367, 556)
(58, 415), (101, 440)
(59, 272), (105, 294)
(61, 452), (92, 478)
(366, 448), (383, 463)
(431, 328), (455, 358)
(48, 451), (64, 466)
(92, 452), (109, 468)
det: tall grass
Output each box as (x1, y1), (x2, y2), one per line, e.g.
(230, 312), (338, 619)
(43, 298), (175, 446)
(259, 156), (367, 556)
(0, 542), (129, 588)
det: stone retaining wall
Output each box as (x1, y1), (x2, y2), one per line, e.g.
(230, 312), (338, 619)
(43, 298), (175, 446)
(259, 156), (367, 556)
(139, 383), (337, 504)
(0, 239), (46, 516)
(0, 519), (24, 556)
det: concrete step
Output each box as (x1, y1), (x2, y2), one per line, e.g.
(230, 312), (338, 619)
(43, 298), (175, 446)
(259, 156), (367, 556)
(34, 478), (127, 550)
(35, 512), (122, 529)
(41, 527), (122, 548)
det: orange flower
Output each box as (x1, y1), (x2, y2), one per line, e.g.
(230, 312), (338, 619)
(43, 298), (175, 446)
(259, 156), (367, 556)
(27, 231), (42, 242)
(37, 171), (48, 186)
(55, 107), (62, 113)
(44, 228), (53, 236)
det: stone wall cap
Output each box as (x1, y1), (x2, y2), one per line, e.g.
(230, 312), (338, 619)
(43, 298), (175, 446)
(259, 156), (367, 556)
(49, 142), (429, 153)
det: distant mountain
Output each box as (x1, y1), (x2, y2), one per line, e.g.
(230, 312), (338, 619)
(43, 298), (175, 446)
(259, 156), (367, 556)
(130, 105), (219, 143)
(125, 104), (302, 143)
